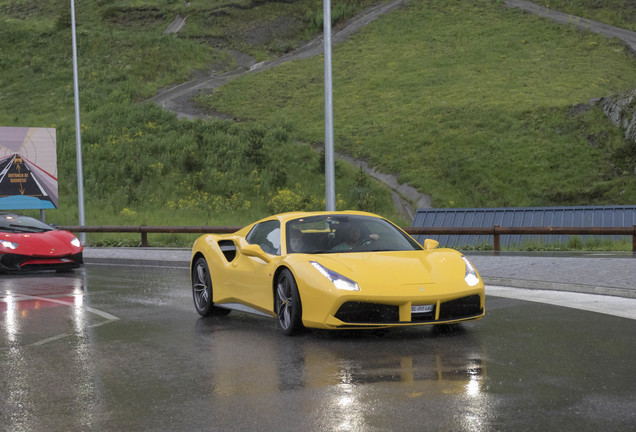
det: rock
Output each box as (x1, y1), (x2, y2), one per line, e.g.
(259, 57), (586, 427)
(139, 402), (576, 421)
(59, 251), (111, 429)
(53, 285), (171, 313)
(164, 14), (187, 34)
(627, 116), (636, 143)
(601, 89), (636, 145)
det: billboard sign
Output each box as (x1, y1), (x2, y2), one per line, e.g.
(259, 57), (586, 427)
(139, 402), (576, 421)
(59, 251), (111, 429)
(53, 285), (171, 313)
(0, 127), (58, 209)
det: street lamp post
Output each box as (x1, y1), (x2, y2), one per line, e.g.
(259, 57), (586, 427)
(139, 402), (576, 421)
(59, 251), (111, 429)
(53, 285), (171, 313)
(70, 0), (86, 244)
(323, 0), (336, 211)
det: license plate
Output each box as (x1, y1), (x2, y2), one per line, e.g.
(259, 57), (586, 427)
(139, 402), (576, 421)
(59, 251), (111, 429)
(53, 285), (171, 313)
(411, 304), (434, 314)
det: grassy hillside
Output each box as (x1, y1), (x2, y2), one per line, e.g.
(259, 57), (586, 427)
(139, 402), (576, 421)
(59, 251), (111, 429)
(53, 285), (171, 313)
(199, 0), (636, 208)
(531, 0), (636, 31)
(0, 0), (396, 245)
(0, 0), (635, 246)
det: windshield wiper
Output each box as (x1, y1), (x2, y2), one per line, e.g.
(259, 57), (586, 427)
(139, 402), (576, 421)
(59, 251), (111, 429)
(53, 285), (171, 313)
(8, 224), (50, 233)
(0, 227), (25, 233)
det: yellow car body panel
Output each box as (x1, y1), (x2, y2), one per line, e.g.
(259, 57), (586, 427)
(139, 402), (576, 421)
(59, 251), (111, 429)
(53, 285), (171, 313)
(192, 234), (280, 317)
(190, 211), (485, 330)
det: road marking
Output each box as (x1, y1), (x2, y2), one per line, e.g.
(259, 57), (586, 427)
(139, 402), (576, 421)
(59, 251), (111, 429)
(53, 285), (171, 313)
(487, 285), (636, 321)
(87, 262), (189, 269)
(4, 294), (120, 346)
(12, 294), (119, 321)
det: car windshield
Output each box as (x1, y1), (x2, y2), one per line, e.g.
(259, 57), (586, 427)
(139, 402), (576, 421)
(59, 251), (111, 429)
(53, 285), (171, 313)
(286, 214), (422, 254)
(0, 214), (53, 233)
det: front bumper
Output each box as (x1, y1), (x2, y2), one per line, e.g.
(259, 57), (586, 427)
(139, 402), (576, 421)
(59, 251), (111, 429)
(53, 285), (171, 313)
(300, 281), (486, 330)
(0, 252), (83, 273)
(325, 294), (484, 329)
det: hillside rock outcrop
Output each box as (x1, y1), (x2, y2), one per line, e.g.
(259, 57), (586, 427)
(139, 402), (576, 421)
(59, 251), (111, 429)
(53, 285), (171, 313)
(602, 89), (636, 145)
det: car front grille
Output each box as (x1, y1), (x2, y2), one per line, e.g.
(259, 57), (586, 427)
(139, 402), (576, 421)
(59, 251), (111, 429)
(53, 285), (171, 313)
(438, 295), (482, 320)
(334, 294), (482, 326)
(335, 302), (399, 324)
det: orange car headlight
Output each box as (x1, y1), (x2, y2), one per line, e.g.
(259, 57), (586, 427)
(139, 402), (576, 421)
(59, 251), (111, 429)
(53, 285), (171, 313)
(310, 261), (360, 291)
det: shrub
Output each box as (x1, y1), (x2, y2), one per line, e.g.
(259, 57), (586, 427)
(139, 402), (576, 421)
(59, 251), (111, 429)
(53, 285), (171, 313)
(268, 189), (321, 213)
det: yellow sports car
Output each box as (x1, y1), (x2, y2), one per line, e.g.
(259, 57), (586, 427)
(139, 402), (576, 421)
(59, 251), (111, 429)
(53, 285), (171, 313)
(190, 211), (484, 335)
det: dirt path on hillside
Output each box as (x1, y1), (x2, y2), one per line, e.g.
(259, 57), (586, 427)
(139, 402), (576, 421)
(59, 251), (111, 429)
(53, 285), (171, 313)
(151, 0), (636, 219)
(149, 0), (412, 115)
(151, 0), (431, 219)
(505, 0), (636, 54)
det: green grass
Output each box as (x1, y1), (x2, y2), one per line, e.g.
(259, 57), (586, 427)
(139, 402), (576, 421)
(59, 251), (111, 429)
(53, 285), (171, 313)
(531, 0), (636, 31)
(200, 0), (636, 208)
(0, 0), (398, 241)
(1, 0), (636, 248)
(502, 236), (633, 252)
(454, 236), (632, 252)
(170, 0), (383, 61)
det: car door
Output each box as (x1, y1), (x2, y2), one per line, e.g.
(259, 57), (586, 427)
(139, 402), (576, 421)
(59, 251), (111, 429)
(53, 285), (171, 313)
(229, 220), (281, 313)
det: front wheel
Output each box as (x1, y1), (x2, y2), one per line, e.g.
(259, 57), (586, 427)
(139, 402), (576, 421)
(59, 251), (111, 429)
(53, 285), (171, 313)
(275, 269), (303, 335)
(192, 257), (231, 317)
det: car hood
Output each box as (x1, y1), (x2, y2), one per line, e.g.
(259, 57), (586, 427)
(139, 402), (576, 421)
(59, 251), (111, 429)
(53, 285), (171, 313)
(309, 249), (466, 287)
(1, 230), (81, 256)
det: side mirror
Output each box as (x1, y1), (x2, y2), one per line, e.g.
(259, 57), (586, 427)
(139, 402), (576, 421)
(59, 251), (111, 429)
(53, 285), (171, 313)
(423, 239), (439, 250)
(240, 243), (272, 263)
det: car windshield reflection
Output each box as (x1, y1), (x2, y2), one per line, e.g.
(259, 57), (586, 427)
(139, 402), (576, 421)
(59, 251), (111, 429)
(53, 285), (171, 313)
(1, 214), (53, 233)
(286, 214), (422, 254)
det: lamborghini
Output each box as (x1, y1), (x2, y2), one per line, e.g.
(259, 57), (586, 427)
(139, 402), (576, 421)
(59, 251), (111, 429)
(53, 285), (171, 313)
(0, 213), (83, 273)
(190, 211), (484, 335)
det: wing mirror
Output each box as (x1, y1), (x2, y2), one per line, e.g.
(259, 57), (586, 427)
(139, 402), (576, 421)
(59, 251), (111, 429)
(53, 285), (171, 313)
(240, 244), (272, 263)
(423, 239), (439, 250)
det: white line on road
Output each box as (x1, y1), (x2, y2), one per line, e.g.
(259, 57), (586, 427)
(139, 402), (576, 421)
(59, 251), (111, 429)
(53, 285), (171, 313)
(5, 294), (121, 346)
(487, 285), (636, 320)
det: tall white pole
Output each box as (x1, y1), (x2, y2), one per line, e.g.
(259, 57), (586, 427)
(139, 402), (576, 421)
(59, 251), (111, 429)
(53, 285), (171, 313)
(70, 0), (86, 244)
(323, 0), (336, 211)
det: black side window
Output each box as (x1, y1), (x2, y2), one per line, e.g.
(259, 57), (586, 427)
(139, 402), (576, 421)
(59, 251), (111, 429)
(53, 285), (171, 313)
(245, 220), (281, 255)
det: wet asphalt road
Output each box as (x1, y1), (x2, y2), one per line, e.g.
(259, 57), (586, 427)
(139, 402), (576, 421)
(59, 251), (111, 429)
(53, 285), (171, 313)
(1, 263), (636, 432)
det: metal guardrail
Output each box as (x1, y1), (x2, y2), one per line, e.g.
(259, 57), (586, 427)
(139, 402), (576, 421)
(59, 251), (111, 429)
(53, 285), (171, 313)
(61, 225), (242, 248)
(407, 226), (636, 252)
(60, 225), (636, 252)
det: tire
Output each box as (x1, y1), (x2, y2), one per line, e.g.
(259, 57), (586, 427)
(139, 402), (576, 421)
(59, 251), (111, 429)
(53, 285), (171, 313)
(275, 269), (303, 335)
(192, 257), (231, 317)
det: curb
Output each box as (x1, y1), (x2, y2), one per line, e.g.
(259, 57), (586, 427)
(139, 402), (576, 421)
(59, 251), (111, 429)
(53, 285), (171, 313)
(483, 277), (636, 299)
(84, 257), (190, 269)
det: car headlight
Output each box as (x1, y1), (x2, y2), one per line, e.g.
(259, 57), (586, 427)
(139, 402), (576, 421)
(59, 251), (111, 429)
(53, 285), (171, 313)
(310, 261), (360, 291)
(1, 240), (18, 250)
(462, 256), (480, 287)
(70, 237), (81, 248)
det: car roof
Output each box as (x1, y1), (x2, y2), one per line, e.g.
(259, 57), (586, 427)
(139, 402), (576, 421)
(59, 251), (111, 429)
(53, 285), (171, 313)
(271, 210), (380, 223)
(233, 211), (383, 237)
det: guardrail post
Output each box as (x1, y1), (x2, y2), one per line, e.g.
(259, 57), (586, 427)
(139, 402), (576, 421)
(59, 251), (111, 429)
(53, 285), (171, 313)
(493, 225), (500, 253)
(140, 225), (148, 247)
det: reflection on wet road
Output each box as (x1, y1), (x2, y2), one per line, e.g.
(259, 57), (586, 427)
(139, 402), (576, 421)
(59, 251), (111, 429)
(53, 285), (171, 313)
(1, 271), (119, 346)
(1, 265), (635, 431)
